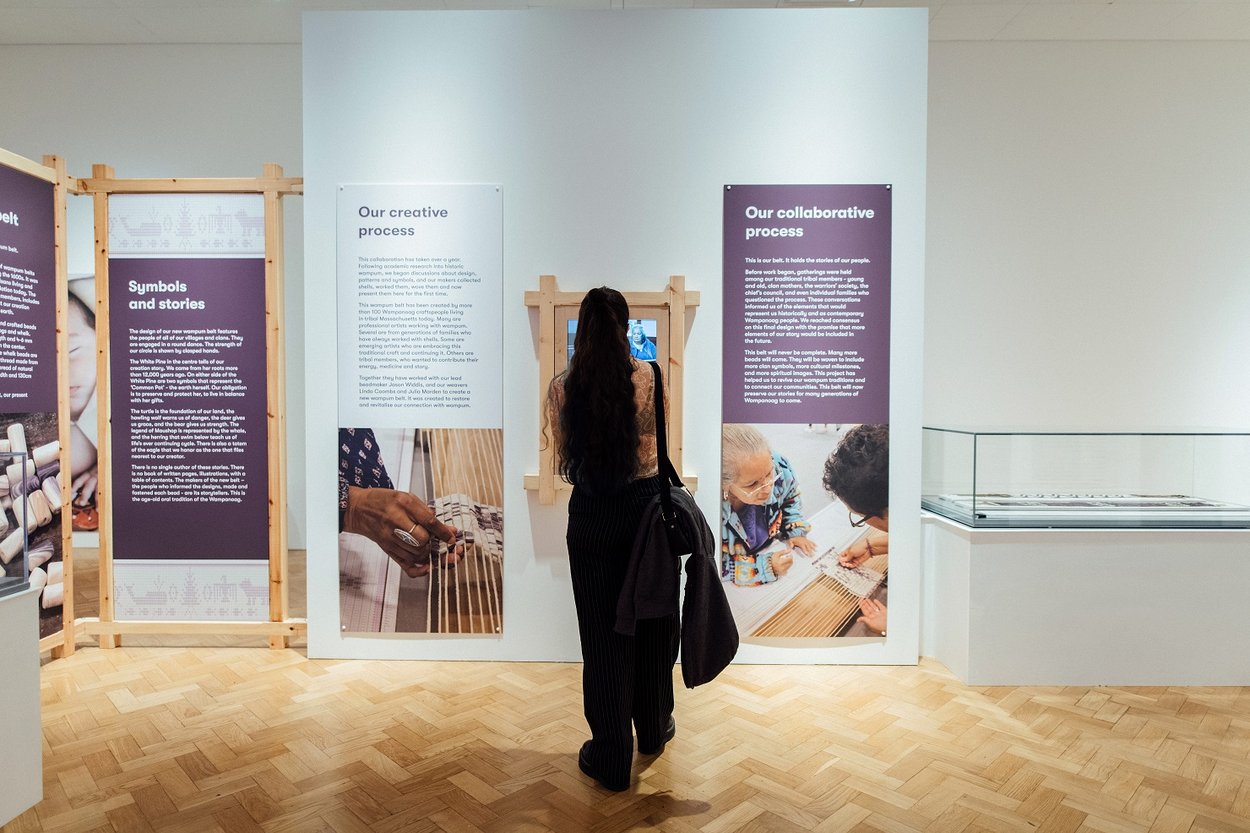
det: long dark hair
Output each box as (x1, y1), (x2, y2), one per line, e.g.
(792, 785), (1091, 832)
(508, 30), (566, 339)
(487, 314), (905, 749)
(558, 286), (639, 495)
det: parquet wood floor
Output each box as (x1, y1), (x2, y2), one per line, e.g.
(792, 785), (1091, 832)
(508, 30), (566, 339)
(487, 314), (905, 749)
(8, 553), (1250, 832)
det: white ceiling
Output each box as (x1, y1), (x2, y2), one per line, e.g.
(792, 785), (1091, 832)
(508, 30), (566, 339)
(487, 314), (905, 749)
(0, 0), (1247, 44)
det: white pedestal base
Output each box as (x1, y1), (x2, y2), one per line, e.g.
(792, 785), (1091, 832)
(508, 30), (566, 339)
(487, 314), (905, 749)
(923, 514), (1250, 685)
(0, 588), (42, 826)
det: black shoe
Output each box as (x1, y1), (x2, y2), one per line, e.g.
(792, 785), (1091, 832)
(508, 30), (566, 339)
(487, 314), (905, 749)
(578, 741), (629, 792)
(638, 718), (676, 756)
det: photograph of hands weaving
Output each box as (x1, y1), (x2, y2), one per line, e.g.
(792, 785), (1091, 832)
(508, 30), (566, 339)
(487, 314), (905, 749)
(338, 426), (503, 635)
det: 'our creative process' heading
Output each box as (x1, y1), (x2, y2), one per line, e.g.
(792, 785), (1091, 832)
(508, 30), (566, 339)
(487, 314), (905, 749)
(356, 205), (448, 239)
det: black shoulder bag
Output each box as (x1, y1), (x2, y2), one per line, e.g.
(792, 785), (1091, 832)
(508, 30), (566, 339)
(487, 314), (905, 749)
(649, 361), (696, 556)
(645, 362), (739, 687)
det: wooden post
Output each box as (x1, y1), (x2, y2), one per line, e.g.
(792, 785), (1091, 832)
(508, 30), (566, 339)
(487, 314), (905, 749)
(46, 155), (75, 658)
(536, 275), (557, 505)
(263, 163), (289, 649)
(91, 164), (118, 649)
(667, 275), (687, 477)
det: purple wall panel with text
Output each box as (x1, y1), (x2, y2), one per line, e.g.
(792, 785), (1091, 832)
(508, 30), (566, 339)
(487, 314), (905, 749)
(108, 257), (269, 561)
(724, 184), (892, 425)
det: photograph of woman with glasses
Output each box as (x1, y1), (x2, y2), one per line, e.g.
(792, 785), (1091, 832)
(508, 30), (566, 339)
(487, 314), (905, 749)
(719, 423), (815, 586)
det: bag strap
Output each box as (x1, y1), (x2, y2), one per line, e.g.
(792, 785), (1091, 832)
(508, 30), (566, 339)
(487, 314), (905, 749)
(649, 361), (684, 491)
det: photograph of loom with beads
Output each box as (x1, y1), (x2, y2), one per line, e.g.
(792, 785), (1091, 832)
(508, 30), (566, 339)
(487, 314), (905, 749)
(723, 499), (889, 638)
(339, 427), (503, 634)
(0, 412), (65, 636)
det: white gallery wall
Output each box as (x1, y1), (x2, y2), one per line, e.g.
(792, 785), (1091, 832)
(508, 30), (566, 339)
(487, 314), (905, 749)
(303, 9), (928, 663)
(925, 41), (1250, 430)
(3, 28), (1249, 657)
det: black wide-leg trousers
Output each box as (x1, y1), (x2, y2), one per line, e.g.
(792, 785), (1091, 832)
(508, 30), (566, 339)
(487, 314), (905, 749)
(567, 475), (679, 787)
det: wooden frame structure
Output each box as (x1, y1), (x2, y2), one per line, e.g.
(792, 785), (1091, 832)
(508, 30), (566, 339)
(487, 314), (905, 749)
(524, 274), (700, 505)
(80, 165), (304, 648)
(0, 147), (76, 658)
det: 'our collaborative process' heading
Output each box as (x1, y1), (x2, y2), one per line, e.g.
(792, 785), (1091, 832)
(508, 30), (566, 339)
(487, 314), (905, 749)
(741, 204), (876, 240)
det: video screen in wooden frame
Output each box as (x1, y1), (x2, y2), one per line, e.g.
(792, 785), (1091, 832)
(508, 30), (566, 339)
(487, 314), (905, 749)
(556, 306), (670, 373)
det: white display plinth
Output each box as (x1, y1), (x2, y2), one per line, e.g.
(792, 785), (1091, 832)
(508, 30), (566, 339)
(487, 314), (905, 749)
(922, 514), (1250, 686)
(0, 588), (42, 826)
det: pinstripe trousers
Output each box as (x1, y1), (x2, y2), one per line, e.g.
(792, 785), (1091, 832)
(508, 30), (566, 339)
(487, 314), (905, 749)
(567, 474), (680, 786)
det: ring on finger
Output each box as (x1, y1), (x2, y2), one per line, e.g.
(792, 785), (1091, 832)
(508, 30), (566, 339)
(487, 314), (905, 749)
(394, 524), (421, 548)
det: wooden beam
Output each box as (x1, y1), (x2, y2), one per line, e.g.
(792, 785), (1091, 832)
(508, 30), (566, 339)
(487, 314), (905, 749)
(77, 617), (307, 637)
(45, 155), (76, 658)
(667, 276), (687, 477)
(0, 147), (57, 183)
(537, 275), (558, 505)
(523, 288), (699, 309)
(78, 176), (303, 195)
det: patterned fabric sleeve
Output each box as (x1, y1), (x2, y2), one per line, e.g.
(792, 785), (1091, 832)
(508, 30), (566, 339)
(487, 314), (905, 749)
(776, 453), (812, 539)
(338, 428), (394, 530)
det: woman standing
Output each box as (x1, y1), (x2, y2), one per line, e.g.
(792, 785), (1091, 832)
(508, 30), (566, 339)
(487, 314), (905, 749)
(547, 287), (678, 792)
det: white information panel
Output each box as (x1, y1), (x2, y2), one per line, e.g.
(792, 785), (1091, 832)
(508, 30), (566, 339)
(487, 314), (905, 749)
(335, 183), (505, 641)
(336, 183), (503, 429)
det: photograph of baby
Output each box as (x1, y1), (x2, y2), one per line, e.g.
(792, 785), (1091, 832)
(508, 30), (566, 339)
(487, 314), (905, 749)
(67, 276), (100, 533)
(720, 422), (888, 639)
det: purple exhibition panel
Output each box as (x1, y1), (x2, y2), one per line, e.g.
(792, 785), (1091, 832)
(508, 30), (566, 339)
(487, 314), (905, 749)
(0, 161), (64, 637)
(721, 185), (893, 641)
(0, 164), (58, 412)
(723, 184), (891, 425)
(107, 257), (269, 562)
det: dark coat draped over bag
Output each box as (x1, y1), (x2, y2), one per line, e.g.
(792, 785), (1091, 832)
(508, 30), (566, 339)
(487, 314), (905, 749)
(616, 467), (739, 688)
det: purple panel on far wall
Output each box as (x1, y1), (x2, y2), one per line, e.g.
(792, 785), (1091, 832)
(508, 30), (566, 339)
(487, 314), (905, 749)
(0, 164), (58, 412)
(108, 257), (269, 561)
(723, 184), (891, 425)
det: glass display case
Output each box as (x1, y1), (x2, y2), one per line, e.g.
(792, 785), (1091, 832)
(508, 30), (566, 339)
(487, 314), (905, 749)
(922, 428), (1250, 529)
(0, 451), (30, 599)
